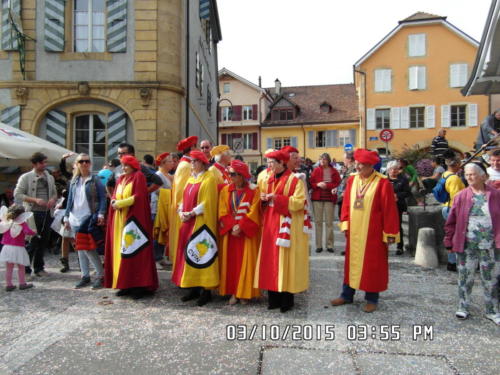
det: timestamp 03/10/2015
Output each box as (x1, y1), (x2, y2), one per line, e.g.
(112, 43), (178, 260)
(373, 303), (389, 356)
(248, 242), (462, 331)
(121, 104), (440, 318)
(225, 324), (434, 342)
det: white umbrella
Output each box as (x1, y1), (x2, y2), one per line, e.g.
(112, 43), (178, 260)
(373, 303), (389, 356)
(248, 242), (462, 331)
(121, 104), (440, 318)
(0, 122), (74, 167)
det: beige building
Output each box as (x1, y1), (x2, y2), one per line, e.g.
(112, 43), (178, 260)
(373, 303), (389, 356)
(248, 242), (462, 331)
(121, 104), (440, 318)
(0, 0), (221, 173)
(218, 68), (271, 171)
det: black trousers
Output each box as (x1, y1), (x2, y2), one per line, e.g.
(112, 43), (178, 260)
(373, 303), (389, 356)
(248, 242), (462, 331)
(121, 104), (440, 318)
(397, 210), (404, 250)
(26, 211), (52, 274)
(268, 291), (294, 309)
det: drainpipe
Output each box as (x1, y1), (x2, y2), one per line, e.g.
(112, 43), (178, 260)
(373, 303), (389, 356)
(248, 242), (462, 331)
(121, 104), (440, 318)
(354, 67), (366, 148)
(185, 0), (190, 137)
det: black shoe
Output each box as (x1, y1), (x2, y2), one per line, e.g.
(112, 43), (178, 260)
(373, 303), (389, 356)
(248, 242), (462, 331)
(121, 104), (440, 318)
(181, 288), (201, 302)
(396, 249), (403, 255)
(447, 263), (457, 272)
(74, 277), (91, 289)
(60, 257), (70, 273)
(326, 248), (334, 253)
(197, 290), (212, 306)
(280, 306), (292, 313)
(315, 248), (323, 253)
(268, 304), (280, 310)
(116, 289), (132, 296)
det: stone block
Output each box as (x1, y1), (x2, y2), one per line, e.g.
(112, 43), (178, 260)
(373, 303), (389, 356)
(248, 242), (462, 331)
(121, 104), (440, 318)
(407, 206), (447, 263)
(415, 227), (439, 268)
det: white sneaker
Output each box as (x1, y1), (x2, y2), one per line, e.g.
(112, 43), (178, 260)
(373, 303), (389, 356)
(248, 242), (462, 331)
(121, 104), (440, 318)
(485, 313), (500, 326)
(455, 310), (469, 320)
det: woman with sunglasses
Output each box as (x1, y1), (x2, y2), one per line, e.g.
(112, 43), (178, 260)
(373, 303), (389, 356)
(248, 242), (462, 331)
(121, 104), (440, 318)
(218, 160), (260, 305)
(64, 154), (107, 289)
(104, 155), (158, 299)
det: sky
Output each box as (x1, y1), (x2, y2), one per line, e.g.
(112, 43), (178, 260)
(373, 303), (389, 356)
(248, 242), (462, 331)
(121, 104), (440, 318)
(217, 0), (492, 88)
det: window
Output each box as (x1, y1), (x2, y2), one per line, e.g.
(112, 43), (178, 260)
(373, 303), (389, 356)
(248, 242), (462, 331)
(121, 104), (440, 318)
(272, 109), (294, 121)
(315, 131), (326, 147)
(273, 137), (290, 149)
(243, 133), (253, 149)
(338, 130), (350, 146)
(409, 66), (426, 90)
(195, 52), (201, 89)
(74, 114), (106, 172)
(74, 0), (105, 52)
(375, 109), (390, 129)
(243, 106), (253, 121)
(450, 105), (466, 127)
(450, 63), (468, 88)
(223, 83), (230, 93)
(222, 107), (232, 121)
(409, 107), (425, 128)
(320, 103), (331, 113)
(374, 69), (392, 92)
(408, 33), (426, 57)
(206, 86), (212, 116)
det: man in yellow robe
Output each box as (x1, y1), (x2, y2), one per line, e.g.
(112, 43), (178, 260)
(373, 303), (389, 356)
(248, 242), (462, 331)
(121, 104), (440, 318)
(208, 145), (232, 186)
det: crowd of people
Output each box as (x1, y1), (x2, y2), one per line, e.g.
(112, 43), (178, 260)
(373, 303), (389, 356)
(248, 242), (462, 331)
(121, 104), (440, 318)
(0, 134), (499, 325)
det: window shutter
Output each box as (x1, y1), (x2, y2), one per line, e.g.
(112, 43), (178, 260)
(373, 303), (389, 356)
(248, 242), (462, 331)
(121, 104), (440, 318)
(0, 105), (20, 128)
(459, 64), (468, 87)
(400, 107), (409, 129)
(266, 137), (273, 150)
(1, 0), (20, 51)
(252, 104), (258, 121)
(418, 34), (426, 55)
(45, 109), (67, 147)
(349, 129), (356, 145)
(325, 130), (334, 147)
(468, 103), (478, 127)
(425, 105), (435, 128)
(390, 107), (400, 129)
(409, 67), (417, 90)
(367, 108), (375, 130)
(384, 69), (391, 91)
(107, 109), (127, 160)
(252, 132), (258, 150)
(107, 0), (128, 53)
(308, 131), (314, 148)
(232, 105), (242, 121)
(374, 70), (382, 92)
(418, 66), (426, 89)
(290, 136), (298, 148)
(221, 133), (227, 144)
(331, 130), (339, 147)
(441, 105), (450, 128)
(199, 0), (210, 19)
(449, 64), (459, 87)
(44, 0), (66, 52)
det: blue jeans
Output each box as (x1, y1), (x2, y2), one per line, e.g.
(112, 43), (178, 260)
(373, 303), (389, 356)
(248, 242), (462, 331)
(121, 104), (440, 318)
(442, 206), (456, 264)
(77, 250), (103, 279)
(341, 284), (379, 304)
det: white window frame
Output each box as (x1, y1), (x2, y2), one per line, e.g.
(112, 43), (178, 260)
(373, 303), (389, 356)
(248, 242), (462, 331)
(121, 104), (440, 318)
(243, 133), (253, 150)
(222, 107), (232, 121)
(409, 106), (425, 128)
(74, 0), (106, 52)
(338, 130), (350, 147)
(73, 113), (107, 172)
(375, 108), (391, 129)
(242, 105), (253, 121)
(408, 33), (426, 57)
(450, 105), (467, 127)
(409, 66), (426, 90)
(223, 82), (230, 93)
(449, 63), (468, 88)
(273, 137), (290, 150)
(374, 69), (391, 92)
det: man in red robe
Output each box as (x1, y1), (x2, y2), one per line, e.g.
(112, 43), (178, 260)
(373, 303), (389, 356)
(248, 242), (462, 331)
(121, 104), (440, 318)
(330, 149), (399, 313)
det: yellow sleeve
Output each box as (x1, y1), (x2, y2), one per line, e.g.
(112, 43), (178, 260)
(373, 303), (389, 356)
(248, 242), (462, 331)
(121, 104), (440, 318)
(246, 187), (261, 225)
(218, 186), (230, 219)
(196, 172), (218, 229)
(115, 196), (135, 209)
(288, 178), (306, 212)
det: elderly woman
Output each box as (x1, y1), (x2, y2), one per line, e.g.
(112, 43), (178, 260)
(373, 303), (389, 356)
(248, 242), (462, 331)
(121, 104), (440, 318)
(172, 150), (219, 306)
(444, 163), (500, 325)
(218, 160), (260, 305)
(386, 161), (411, 255)
(310, 153), (341, 253)
(104, 155), (158, 299)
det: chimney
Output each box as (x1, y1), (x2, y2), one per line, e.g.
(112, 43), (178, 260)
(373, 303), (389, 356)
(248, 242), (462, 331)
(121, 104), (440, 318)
(258, 76), (262, 88)
(275, 78), (281, 96)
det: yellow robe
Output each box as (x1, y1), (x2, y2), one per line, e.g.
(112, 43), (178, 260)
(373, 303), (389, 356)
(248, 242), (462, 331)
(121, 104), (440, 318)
(254, 172), (310, 293)
(218, 184), (261, 299)
(209, 163), (230, 185)
(168, 159), (192, 265)
(153, 188), (171, 245)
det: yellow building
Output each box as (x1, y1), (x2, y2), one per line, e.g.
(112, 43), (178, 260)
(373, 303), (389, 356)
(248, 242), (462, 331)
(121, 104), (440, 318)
(262, 80), (359, 162)
(354, 12), (488, 155)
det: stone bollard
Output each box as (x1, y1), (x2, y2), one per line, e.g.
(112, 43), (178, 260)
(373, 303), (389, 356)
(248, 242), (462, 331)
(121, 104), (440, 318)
(414, 227), (439, 268)
(407, 206), (447, 263)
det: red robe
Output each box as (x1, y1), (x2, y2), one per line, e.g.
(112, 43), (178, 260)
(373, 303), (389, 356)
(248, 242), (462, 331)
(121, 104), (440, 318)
(104, 171), (159, 291)
(340, 172), (399, 292)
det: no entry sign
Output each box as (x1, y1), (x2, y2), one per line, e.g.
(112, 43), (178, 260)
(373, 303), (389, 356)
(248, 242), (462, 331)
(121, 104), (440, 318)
(379, 129), (394, 142)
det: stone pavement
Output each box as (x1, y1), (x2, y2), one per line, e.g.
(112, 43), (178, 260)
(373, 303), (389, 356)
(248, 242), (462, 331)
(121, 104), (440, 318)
(0, 219), (498, 375)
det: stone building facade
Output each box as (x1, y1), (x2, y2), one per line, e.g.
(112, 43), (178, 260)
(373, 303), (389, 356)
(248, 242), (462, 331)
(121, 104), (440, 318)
(0, 0), (221, 171)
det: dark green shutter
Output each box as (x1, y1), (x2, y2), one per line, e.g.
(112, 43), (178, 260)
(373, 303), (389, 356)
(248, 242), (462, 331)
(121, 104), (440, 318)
(106, 0), (127, 52)
(107, 109), (127, 160)
(44, 0), (66, 52)
(46, 109), (67, 146)
(1, 0), (21, 51)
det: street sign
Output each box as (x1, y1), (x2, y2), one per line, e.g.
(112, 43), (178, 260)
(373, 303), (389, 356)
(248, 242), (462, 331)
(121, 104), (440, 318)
(344, 143), (353, 152)
(232, 138), (244, 153)
(369, 136), (378, 141)
(379, 129), (394, 142)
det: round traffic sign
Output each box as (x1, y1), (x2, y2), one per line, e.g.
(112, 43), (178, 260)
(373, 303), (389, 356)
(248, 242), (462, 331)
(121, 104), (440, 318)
(379, 129), (394, 142)
(344, 143), (353, 152)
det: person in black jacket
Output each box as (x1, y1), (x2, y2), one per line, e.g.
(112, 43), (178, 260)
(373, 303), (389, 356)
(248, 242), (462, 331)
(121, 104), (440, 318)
(387, 160), (411, 255)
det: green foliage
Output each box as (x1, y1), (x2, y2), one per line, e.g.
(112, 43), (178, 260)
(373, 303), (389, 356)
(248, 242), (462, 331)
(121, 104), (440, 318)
(393, 144), (431, 165)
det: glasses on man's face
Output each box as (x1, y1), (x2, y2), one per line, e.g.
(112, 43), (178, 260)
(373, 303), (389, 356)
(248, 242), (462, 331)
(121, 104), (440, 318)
(78, 160), (91, 164)
(200, 146), (210, 150)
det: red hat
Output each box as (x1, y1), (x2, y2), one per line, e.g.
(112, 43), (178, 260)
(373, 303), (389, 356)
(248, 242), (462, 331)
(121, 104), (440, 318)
(176, 136), (198, 151)
(281, 146), (299, 154)
(155, 152), (170, 166)
(189, 150), (209, 164)
(354, 149), (380, 166)
(265, 150), (290, 163)
(121, 155), (140, 170)
(230, 160), (251, 179)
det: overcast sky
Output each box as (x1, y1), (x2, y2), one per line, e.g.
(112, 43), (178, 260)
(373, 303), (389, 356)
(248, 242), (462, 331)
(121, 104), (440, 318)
(217, 0), (492, 88)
